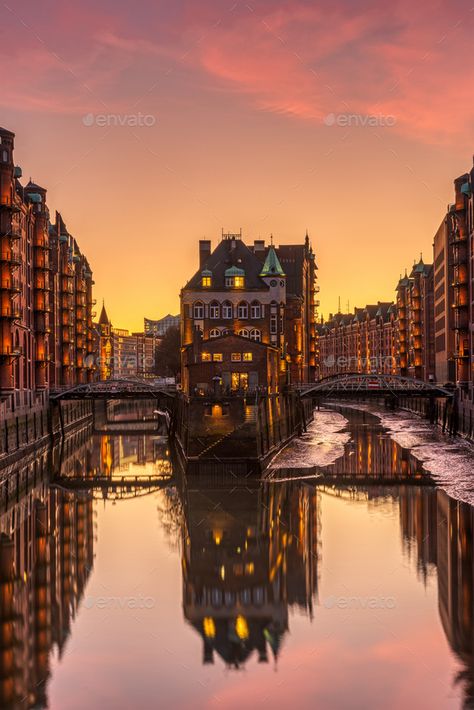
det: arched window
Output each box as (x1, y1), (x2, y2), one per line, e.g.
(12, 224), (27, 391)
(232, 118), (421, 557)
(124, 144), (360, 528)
(238, 329), (249, 338)
(193, 301), (204, 319)
(250, 329), (261, 342)
(222, 301), (233, 319)
(237, 302), (248, 319)
(222, 328), (232, 336)
(209, 301), (220, 319)
(209, 328), (220, 339)
(250, 302), (261, 319)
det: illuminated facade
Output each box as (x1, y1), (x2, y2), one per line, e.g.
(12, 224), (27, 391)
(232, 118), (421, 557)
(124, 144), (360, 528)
(180, 231), (318, 393)
(0, 126), (95, 412)
(317, 302), (397, 379)
(396, 258), (435, 381)
(181, 480), (319, 667)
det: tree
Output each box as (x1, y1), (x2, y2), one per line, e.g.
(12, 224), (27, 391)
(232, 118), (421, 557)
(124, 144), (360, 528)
(155, 326), (180, 378)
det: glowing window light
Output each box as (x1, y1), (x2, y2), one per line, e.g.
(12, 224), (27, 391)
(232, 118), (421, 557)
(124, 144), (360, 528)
(203, 617), (216, 638)
(235, 615), (249, 640)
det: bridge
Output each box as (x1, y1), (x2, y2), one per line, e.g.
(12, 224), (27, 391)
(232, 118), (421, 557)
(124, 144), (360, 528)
(50, 379), (177, 401)
(296, 373), (454, 399)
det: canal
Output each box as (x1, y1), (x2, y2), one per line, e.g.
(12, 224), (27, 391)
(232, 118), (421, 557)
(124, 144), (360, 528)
(1, 405), (474, 709)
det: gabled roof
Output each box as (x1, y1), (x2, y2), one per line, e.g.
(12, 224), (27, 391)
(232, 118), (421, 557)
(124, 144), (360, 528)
(260, 246), (285, 277)
(184, 238), (269, 291)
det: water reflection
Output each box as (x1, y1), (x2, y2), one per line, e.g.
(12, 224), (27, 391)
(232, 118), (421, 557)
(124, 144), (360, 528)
(0, 410), (473, 707)
(181, 480), (319, 667)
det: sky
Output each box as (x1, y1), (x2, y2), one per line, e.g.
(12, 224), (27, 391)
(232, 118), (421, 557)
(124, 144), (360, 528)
(2, 0), (474, 331)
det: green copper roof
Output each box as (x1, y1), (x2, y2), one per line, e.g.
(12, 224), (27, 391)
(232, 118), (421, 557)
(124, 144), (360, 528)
(260, 246), (285, 277)
(225, 266), (245, 276)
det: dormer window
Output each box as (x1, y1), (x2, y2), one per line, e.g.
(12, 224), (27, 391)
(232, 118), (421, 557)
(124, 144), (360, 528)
(201, 269), (212, 287)
(225, 266), (245, 288)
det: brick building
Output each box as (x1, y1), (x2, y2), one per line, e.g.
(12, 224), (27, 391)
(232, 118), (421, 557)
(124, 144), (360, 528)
(317, 302), (397, 378)
(0, 126), (95, 412)
(180, 231), (318, 393)
(396, 258), (435, 381)
(96, 303), (156, 379)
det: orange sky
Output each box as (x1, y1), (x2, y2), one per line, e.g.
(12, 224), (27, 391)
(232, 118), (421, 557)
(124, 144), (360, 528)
(2, 0), (474, 331)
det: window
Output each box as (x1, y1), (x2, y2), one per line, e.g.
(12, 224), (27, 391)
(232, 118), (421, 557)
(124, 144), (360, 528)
(209, 328), (220, 338)
(238, 329), (249, 338)
(2, 150), (7, 163)
(202, 352), (211, 361)
(231, 372), (248, 390)
(243, 352), (253, 361)
(270, 315), (278, 334)
(225, 277), (233, 288)
(231, 353), (242, 362)
(209, 302), (220, 319)
(234, 276), (244, 288)
(250, 329), (261, 342)
(250, 302), (261, 319)
(202, 275), (211, 287)
(222, 301), (233, 319)
(213, 353), (223, 362)
(237, 302), (248, 319)
(193, 302), (204, 319)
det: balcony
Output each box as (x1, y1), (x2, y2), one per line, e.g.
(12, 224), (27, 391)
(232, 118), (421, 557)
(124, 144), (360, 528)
(0, 228), (21, 240)
(0, 278), (21, 293)
(34, 301), (50, 313)
(0, 251), (21, 267)
(0, 345), (21, 358)
(0, 307), (20, 320)
(36, 353), (52, 363)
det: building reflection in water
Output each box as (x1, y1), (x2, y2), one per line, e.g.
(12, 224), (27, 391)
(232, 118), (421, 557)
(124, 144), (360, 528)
(1, 414), (474, 706)
(399, 486), (474, 707)
(0, 426), (172, 708)
(180, 478), (320, 668)
(0, 482), (94, 709)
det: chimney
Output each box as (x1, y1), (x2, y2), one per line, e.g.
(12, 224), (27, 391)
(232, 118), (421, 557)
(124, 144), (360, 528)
(199, 240), (211, 268)
(254, 239), (265, 253)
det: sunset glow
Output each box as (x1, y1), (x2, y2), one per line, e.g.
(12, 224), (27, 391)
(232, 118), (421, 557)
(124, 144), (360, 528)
(3, 0), (474, 329)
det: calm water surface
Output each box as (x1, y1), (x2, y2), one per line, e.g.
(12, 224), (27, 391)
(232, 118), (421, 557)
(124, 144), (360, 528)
(2, 408), (474, 709)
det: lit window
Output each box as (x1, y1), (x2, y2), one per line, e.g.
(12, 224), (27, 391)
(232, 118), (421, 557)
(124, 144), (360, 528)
(209, 302), (220, 319)
(231, 353), (242, 362)
(209, 328), (220, 338)
(243, 352), (253, 361)
(237, 302), (248, 319)
(222, 302), (233, 319)
(234, 276), (244, 288)
(194, 302), (204, 319)
(213, 353), (223, 362)
(238, 329), (249, 338)
(202, 352), (211, 361)
(250, 329), (261, 342)
(202, 276), (211, 287)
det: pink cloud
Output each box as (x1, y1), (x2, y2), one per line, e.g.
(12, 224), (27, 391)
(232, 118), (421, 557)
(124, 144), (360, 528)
(2, 0), (474, 141)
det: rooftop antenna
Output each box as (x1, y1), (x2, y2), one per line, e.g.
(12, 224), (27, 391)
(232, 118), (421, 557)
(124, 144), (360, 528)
(270, 233), (274, 246)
